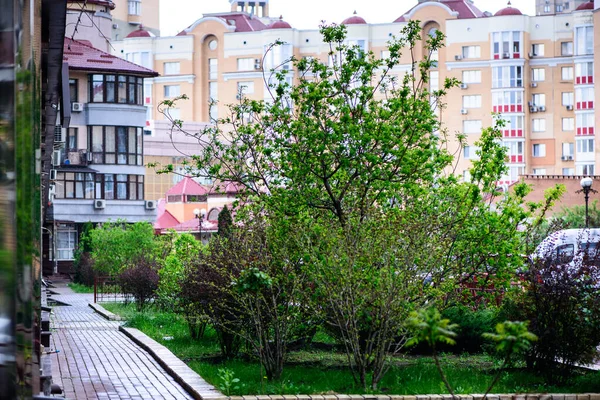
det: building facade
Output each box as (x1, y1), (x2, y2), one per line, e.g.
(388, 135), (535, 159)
(44, 4), (159, 275)
(112, 0), (600, 196)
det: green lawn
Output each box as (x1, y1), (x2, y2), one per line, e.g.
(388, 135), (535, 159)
(67, 282), (94, 293)
(103, 303), (600, 395)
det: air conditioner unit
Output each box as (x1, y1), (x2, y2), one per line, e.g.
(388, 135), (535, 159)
(254, 59), (261, 70)
(145, 200), (157, 210)
(455, 55), (463, 61)
(49, 169), (57, 181)
(531, 82), (538, 88)
(538, 105), (546, 112)
(460, 108), (468, 115)
(94, 199), (106, 209)
(502, 52), (510, 59)
(460, 83), (468, 90)
(561, 155), (567, 161)
(566, 105), (573, 111)
(48, 184), (56, 197)
(71, 102), (84, 112)
(568, 155), (573, 160)
(530, 106), (539, 113)
(86, 151), (93, 163)
(54, 125), (65, 143)
(529, 52), (536, 58)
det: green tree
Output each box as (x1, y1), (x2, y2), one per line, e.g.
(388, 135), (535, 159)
(217, 205), (233, 238)
(157, 21), (562, 388)
(554, 200), (600, 229)
(89, 221), (156, 276)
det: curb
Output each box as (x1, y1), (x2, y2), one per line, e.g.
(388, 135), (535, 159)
(119, 326), (224, 400)
(89, 302), (123, 321)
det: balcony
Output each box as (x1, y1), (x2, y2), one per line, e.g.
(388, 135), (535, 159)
(502, 129), (524, 138)
(51, 199), (156, 224)
(86, 103), (147, 127)
(577, 126), (595, 136)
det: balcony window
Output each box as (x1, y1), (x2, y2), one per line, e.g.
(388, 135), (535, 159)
(95, 174), (144, 200)
(89, 74), (143, 105)
(575, 25), (593, 56)
(492, 66), (523, 88)
(54, 172), (95, 199)
(498, 115), (524, 137)
(492, 90), (523, 113)
(575, 87), (594, 110)
(576, 112), (595, 135)
(504, 140), (524, 164)
(492, 31), (521, 59)
(128, 0), (141, 15)
(88, 126), (143, 165)
(575, 62), (593, 85)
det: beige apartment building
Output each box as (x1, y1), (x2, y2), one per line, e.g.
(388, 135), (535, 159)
(112, 0), (600, 199)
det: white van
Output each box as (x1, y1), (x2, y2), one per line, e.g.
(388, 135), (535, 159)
(533, 228), (600, 267)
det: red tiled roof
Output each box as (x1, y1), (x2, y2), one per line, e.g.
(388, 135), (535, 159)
(396, 0), (485, 21)
(165, 176), (208, 197)
(207, 12), (267, 33)
(575, 0), (594, 11)
(494, 6), (523, 16)
(63, 37), (158, 76)
(154, 210), (179, 230)
(126, 25), (154, 38)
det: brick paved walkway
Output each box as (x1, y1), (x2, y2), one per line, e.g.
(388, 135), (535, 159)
(48, 284), (193, 399)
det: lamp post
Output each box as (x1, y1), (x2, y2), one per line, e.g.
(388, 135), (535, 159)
(193, 208), (207, 243)
(578, 177), (597, 228)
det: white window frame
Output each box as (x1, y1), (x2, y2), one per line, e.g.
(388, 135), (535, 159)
(532, 143), (546, 157)
(56, 226), (77, 261)
(164, 62), (180, 75)
(163, 85), (180, 98)
(237, 58), (255, 71)
(532, 118), (546, 132)
(562, 118), (575, 131)
(461, 45), (481, 59)
(462, 70), (481, 84)
(237, 81), (255, 96)
(463, 120), (482, 134)
(462, 95), (482, 109)
(561, 66), (574, 80)
(532, 68), (545, 82)
(562, 92), (574, 106)
(128, 0), (141, 16)
(532, 93), (546, 107)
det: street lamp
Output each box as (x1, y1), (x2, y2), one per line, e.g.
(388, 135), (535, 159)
(578, 177), (597, 228)
(193, 208), (207, 243)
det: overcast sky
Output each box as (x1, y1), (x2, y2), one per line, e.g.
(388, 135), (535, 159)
(159, 0), (536, 37)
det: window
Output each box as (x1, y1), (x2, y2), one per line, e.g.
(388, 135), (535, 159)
(380, 50), (390, 59)
(463, 145), (479, 159)
(56, 226), (77, 260)
(164, 62), (180, 75)
(556, 4), (563, 12)
(562, 142), (574, 157)
(69, 79), (78, 103)
(237, 58), (255, 71)
(492, 66), (523, 88)
(562, 118), (575, 131)
(492, 31), (521, 58)
(531, 43), (544, 57)
(463, 170), (471, 182)
(576, 112), (595, 135)
(577, 164), (595, 175)
(577, 138), (594, 153)
(164, 85), (180, 98)
(461, 45), (481, 59)
(561, 66), (573, 80)
(462, 95), (481, 109)
(562, 92), (574, 106)
(533, 168), (547, 175)
(499, 115), (525, 135)
(532, 143), (546, 157)
(532, 93), (546, 107)
(532, 118), (546, 132)
(561, 41), (573, 56)
(563, 168), (575, 175)
(95, 174), (144, 200)
(532, 68), (545, 82)
(54, 172), (95, 200)
(166, 108), (181, 120)
(209, 59), (218, 80)
(576, 87), (594, 109)
(209, 82), (218, 101)
(463, 120), (482, 134)
(264, 43), (293, 70)
(88, 126), (143, 165)
(505, 140), (524, 158)
(575, 25), (593, 56)
(89, 74), (143, 105)
(462, 70), (481, 84)
(575, 62), (593, 84)
(128, 0), (141, 15)
(67, 127), (78, 150)
(492, 91), (524, 113)
(237, 81), (255, 96)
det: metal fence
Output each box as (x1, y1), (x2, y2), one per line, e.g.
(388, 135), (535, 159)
(93, 276), (133, 304)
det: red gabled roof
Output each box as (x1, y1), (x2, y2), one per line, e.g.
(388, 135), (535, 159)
(166, 176), (208, 197)
(206, 12), (267, 33)
(395, 0), (485, 21)
(575, 0), (594, 11)
(63, 37), (158, 76)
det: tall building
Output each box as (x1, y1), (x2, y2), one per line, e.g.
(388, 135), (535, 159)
(112, 0), (599, 197)
(44, 1), (158, 275)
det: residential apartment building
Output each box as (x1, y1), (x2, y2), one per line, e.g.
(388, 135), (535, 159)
(44, 2), (159, 275)
(112, 0), (600, 195)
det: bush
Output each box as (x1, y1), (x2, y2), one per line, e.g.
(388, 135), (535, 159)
(74, 252), (95, 287)
(118, 259), (160, 311)
(441, 305), (498, 353)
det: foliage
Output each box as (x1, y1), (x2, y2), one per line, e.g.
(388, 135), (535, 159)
(73, 221), (95, 285)
(554, 200), (600, 229)
(441, 306), (498, 353)
(217, 368), (242, 396)
(89, 221), (156, 276)
(156, 20), (564, 389)
(67, 282), (94, 294)
(118, 258), (160, 311)
(511, 256), (600, 380)
(218, 205), (233, 238)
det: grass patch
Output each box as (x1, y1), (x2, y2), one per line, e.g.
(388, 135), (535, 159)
(105, 304), (600, 395)
(67, 282), (94, 293)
